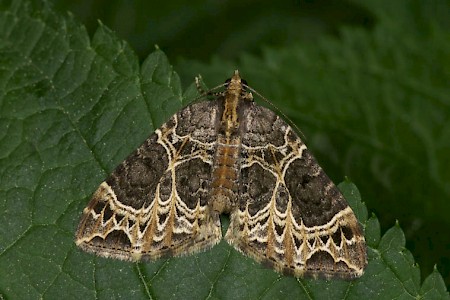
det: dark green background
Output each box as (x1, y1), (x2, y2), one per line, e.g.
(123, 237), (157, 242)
(52, 0), (449, 289)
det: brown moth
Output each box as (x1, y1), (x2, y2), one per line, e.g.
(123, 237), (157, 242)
(76, 71), (367, 279)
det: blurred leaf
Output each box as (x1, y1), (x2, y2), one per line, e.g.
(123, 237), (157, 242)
(53, 0), (376, 61)
(0, 0), (448, 299)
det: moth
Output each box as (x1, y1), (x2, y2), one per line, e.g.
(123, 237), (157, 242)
(76, 70), (367, 279)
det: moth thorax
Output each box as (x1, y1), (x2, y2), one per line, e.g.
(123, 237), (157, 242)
(210, 137), (240, 213)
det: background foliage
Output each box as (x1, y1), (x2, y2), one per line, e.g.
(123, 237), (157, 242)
(0, 0), (449, 298)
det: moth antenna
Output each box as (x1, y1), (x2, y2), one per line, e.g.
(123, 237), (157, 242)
(244, 83), (306, 141)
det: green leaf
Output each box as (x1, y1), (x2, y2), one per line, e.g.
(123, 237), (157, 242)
(0, 0), (448, 299)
